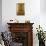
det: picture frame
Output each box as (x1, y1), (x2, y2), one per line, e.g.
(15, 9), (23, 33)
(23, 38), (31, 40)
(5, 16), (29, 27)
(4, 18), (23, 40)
(16, 3), (25, 15)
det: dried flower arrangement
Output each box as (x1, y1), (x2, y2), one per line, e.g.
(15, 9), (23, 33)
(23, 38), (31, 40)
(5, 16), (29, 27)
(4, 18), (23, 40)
(36, 25), (45, 46)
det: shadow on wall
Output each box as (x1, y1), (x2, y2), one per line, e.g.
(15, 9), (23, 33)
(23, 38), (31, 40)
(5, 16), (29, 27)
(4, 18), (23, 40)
(0, 0), (2, 32)
(40, 0), (46, 13)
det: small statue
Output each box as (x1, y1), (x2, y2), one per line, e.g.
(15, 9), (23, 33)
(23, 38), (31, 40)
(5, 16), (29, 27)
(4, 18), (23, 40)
(25, 20), (30, 23)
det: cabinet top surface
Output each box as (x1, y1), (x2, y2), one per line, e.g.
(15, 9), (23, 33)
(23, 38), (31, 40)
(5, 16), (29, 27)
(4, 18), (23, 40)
(7, 23), (34, 25)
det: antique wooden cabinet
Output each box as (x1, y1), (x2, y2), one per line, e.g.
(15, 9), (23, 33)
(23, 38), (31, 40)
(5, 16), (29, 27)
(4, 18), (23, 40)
(7, 23), (34, 46)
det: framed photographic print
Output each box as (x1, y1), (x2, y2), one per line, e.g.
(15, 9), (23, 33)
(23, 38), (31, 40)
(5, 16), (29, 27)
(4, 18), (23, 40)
(16, 3), (25, 15)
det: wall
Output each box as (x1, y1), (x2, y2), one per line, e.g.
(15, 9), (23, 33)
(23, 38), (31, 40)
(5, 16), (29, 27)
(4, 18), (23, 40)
(0, 0), (2, 32)
(2, 0), (46, 46)
(40, 0), (46, 32)
(2, 0), (40, 30)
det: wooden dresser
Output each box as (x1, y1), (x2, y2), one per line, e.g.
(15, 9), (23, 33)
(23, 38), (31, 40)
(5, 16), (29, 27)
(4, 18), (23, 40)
(7, 23), (34, 46)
